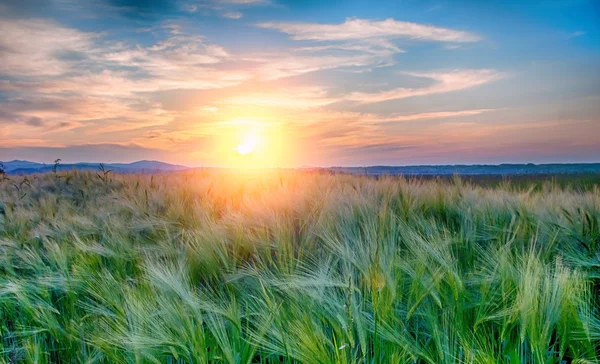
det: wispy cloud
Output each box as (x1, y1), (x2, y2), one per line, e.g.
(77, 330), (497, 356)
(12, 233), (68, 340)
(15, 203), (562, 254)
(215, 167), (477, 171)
(366, 109), (496, 123)
(257, 17), (482, 43)
(244, 36), (402, 80)
(25, 116), (45, 127)
(246, 50), (395, 80)
(182, 4), (198, 12)
(569, 31), (586, 38)
(0, 18), (251, 151)
(294, 38), (403, 55)
(283, 107), (495, 153)
(0, 21), (262, 112)
(346, 69), (504, 103)
(0, 19), (250, 93)
(223, 11), (243, 19)
(0, 18), (96, 76)
(249, 17), (482, 81)
(190, 0), (271, 18)
(218, 0), (269, 3)
(221, 86), (339, 108)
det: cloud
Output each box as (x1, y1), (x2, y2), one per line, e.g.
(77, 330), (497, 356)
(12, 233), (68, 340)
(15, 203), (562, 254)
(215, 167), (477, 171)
(346, 69), (504, 104)
(0, 18), (249, 93)
(217, 0), (269, 4)
(25, 117), (44, 127)
(257, 17), (482, 43)
(569, 31), (586, 38)
(275, 106), (505, 165)
(97, 35), (251, 91)
(245, 41), (397, 80)
(0, 17), (257, 160)
(444, 44), (461, 50)
(221, 86), (339, 108)
(201, 106), (219, 112)
(368, 109), (495, 123)
(183, 4), (198, 12)
(296, 108), (496, 154)
(223, 11), (243, 19)
(0, 94), (177, 145)
(296, 110), (600, 166)
(336, 142), (416, 159)
(247, 18), (480, 80)
(294, 38), (403, 55)
(0, 18), (96, 76)
(191, 0), (270, 18)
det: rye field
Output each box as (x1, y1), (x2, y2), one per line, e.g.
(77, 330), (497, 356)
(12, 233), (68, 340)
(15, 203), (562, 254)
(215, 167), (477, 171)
(0, 170), (599, 363)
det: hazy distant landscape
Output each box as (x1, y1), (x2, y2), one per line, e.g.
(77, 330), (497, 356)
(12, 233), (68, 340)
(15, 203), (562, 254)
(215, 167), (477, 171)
(4, 160), (600, 176)
(329, 163), (600, 176)
(1, 160), (188, 175)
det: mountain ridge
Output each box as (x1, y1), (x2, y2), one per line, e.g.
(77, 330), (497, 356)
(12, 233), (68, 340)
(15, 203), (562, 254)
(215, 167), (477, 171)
(1, 160), (188, 174)
(2, 160), (600, 175)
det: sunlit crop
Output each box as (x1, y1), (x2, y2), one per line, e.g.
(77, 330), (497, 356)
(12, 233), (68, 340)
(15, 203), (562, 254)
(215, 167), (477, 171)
(0, 171), (599, 363)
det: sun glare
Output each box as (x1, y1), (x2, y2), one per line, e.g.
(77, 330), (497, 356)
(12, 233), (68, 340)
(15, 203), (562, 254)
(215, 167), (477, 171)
(210, 116), (297, 169)
(233, 136), (258, 155)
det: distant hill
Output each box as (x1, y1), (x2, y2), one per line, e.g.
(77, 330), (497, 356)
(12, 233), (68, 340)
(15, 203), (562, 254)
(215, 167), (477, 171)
(1, 160), (188, 175)
(327, 163), (600, 176)
(2, 161), (600, 176)
(1, 160), (46, 171)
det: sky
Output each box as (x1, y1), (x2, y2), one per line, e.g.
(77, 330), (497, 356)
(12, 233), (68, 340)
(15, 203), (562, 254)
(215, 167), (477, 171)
(0, 0), (599, 167)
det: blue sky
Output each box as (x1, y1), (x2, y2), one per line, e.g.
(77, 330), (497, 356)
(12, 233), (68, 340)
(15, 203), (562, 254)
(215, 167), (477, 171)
(0, 0), (599, 166)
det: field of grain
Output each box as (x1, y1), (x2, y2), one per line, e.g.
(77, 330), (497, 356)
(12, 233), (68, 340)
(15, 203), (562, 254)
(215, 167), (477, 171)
(1, 170), (599, 363)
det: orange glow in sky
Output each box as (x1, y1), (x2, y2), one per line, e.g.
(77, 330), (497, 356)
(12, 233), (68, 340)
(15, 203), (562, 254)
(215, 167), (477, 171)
(208, 119), (293, 169)
(1, 0), (599, 167)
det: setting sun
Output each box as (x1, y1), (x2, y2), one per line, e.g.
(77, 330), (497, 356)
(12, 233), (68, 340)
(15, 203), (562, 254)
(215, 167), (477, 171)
(209, 117), (295, 169)
(233, 136), (258, 155)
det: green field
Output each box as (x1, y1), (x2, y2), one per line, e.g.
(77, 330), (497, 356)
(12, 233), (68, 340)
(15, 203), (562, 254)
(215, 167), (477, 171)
(1, 171), (599, 363)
